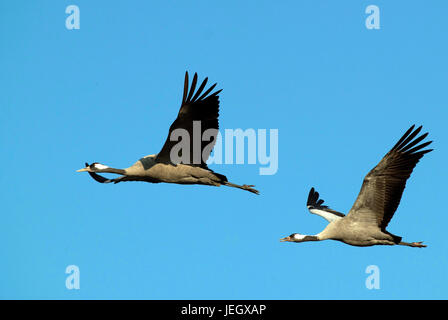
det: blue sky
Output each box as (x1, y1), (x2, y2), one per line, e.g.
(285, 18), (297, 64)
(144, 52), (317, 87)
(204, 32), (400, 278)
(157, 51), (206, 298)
(1, 0), (447, 299)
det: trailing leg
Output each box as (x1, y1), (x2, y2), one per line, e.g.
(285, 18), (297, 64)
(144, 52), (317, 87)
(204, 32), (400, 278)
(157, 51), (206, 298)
(398, 241), (426, 248)
(222, 181), (259, 195)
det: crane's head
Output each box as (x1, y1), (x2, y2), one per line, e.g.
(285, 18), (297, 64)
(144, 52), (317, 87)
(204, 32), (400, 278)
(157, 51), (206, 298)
(76, 162), (109, 173)
(280, 233), (319, 243)
(280, 233), (305, 242)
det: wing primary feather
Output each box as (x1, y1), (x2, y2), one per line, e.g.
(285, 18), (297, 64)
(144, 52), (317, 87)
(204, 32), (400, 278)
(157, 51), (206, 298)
(182, 72), (189, 104)
(209, 89), (223, 97)
(401, 133), (429, 152)
(395, 125), (422, 151)
(307, 187), (315, 206)
(186, 73), (198, 103)
(197, 83), (218, 100)
(391, 124), (415, 151)
(191, 77), (208, 102)
(405, 141), (433, 155)
(313, 191), (319, 203)
(307, 187), (328, 209)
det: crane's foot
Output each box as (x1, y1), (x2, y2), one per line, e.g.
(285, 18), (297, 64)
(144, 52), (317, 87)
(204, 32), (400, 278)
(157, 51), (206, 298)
(411, 241), (426, 248)
(223, 182), (260, 195)
(242, 184), (259, 195)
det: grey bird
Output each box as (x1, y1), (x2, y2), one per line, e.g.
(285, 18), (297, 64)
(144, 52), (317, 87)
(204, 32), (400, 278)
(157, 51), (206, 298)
(280, 125), (432, 247)
(77, 72), (259, 195)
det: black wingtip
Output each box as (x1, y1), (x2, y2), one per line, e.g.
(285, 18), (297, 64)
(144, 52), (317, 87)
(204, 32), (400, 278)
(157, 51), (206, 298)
(190, 77), (209, 102)
(197, 82), (219, 101)
(181, 73), (221, 104)
(213, 89), (223, 96)
(392, 125), (432, 156)
(307, 187), (315, 202)
(307, 187), (326, 208)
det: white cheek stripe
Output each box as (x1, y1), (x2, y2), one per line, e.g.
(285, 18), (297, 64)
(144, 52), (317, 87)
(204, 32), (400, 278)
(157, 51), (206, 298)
(94, 164), (109, 170)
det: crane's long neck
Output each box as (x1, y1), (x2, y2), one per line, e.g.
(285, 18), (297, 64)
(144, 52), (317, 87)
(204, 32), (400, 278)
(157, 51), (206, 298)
(298, 235), (320, 242)
(93, 164), (126, 175)
(284, 234), (321, 242)
(99, 167), (126, 175)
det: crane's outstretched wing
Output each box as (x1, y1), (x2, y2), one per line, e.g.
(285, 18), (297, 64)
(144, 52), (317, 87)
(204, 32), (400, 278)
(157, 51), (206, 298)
(155, 72), (222, 167)
(307, 187), (345, 222)
(346, 125), (433, 229)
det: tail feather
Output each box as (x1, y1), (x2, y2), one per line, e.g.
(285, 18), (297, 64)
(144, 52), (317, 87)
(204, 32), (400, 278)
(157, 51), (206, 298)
(384, 231), (402, 244)
(213, 172), (228, 182)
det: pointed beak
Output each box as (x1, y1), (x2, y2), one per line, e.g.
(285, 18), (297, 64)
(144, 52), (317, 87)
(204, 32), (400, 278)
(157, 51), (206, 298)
(280, 236), (292, 242)
(76, 167), (90, 172)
